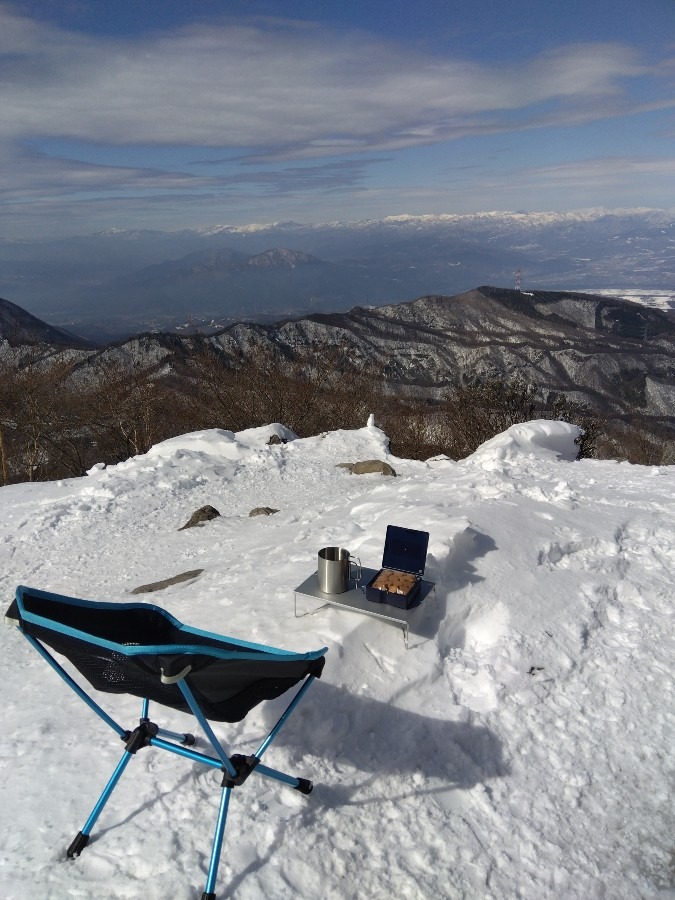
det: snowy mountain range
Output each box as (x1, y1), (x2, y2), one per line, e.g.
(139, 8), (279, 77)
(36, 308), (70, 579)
(2, 285), (674, 424)
(1, 208), (673, 341)
(225, 286), (675, 415)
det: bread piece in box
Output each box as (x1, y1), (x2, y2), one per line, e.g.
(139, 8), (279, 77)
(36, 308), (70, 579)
(369, 569), (418, 595)
(366, 526), (429, 610)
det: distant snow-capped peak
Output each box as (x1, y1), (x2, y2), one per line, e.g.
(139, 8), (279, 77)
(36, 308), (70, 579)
(193, 207), (671, 236)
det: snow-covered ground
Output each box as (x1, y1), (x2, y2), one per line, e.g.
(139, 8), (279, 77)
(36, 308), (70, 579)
(586, 288), (675, 312)
(1, 420), (673, 900)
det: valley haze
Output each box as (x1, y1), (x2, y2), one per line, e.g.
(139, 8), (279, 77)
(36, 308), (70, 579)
(1, 208), (674, 342)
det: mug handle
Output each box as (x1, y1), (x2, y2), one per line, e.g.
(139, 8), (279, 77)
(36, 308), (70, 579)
(349, 555), (362, 587)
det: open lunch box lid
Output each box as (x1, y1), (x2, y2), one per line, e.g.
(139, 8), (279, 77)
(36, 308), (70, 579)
(381, 525), (429, 576)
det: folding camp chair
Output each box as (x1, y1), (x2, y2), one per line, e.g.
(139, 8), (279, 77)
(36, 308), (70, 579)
(6, 585), (327, 900)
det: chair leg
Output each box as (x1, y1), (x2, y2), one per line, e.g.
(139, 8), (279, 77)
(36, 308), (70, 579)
(254, 762), (313, 794)
(66, 749), (134, 858)
(201, 784), (232, 900)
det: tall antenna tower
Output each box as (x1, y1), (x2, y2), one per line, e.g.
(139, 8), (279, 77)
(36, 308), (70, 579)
(514, 268), (522, 291)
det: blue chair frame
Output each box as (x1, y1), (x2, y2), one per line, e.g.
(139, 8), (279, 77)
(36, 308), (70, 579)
(6, 585), (327, 900)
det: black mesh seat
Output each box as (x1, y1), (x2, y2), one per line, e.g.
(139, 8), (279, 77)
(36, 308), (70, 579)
(8, 586), (325, 722)
(6, 584), (328, 899)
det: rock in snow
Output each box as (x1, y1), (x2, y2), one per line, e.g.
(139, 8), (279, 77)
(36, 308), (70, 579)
(131, 569), (204, 594)
(336, 459), (397, 476)
(178, 505), (221, 530)
(248, 506), (280, 517)
(0, 420), (673, 899)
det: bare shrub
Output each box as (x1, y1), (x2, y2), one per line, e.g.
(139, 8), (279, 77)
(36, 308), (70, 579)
(1, 343), (668, 484)
(0, 353), (87, 482)
(597, 416), (672, 465)
(427, 378), (604, 461)
(190, 344), (383, 438)
(81, 358), (177, 462)
(0, 353), (205, 484)
(437, 377), (537, 459)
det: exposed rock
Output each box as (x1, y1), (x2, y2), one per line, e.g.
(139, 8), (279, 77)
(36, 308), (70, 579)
(179, 505), (221, 530)
(337, 460), (397, 476)
(249, 506), (280, 517)
(267, 434), (287, 445)
(131, 569), (204, 594)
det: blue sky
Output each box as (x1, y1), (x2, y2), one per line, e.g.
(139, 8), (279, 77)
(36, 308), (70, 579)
(2, 0), (674, 238)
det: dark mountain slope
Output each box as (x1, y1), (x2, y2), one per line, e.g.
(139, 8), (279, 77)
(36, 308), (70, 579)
(0, 297), (92, 348)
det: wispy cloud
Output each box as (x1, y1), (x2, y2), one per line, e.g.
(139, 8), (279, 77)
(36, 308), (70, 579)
(427, 155), (675, 215)
(0, 3), (672, 234)
(0, 147), (216, 200)
(0, 142), (381, 213)
(191, 158), (384, 193)
(522, 155), (675, 186)
(0, 6), (656, 156)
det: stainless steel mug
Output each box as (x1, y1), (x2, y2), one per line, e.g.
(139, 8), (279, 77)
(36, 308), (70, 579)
(317, 547), (362, 594)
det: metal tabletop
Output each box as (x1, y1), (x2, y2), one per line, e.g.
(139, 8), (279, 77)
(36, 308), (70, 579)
(294, 567), (435, 648)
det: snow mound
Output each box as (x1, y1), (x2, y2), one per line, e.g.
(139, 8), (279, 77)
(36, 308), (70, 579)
(467, 419), (581, 467)
(232, 422), (297, 448)
(143, 428), (240, 461)
(144, 424), (298, 462)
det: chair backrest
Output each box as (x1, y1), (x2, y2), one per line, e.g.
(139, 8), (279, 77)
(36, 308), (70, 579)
(8, 585), (327, 722)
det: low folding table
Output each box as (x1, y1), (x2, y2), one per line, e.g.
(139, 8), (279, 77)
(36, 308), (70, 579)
(294, 567), (435, 648)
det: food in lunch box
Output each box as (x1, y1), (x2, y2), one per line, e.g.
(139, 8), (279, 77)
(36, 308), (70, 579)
(370, 569), (417, 595)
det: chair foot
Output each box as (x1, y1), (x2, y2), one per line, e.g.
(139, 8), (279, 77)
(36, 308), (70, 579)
(295, 778), (313, 795)
(201, 893), (216, 900)
(66, 831), (90, 858)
